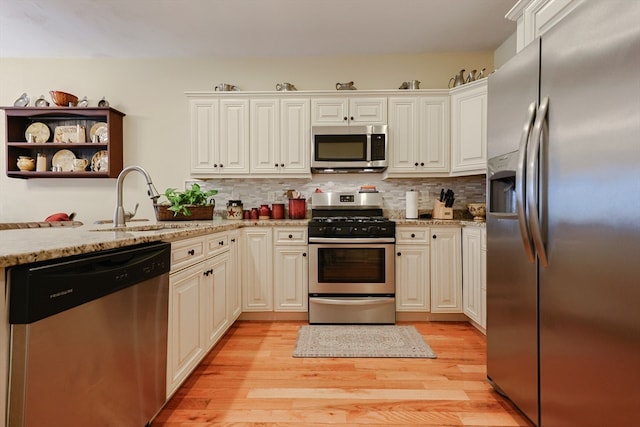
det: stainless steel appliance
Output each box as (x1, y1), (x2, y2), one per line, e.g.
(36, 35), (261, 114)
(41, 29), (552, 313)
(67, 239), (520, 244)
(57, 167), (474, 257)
(308, 192), (395, 324)
(486, 2), (640, 426)
(311, 125), (388, 172)
(7, 242), (171, 427)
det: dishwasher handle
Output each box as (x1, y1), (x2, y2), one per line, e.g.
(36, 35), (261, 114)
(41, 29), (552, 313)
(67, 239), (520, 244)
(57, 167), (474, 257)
(9, 242), (171, 324)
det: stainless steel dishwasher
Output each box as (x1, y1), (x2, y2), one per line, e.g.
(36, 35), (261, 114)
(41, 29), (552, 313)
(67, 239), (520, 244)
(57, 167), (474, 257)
(7, 241), (171, 427)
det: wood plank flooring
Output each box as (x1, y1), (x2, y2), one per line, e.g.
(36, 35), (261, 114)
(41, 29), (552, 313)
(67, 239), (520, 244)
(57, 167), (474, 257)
(152, 321), (533, 427)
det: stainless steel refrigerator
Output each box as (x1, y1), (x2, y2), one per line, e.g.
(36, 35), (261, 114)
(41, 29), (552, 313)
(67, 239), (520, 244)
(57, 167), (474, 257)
(486, 1), (640, 426)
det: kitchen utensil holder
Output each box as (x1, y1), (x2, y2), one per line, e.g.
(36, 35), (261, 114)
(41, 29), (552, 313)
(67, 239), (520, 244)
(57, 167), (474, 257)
(432, 200), (453, 220)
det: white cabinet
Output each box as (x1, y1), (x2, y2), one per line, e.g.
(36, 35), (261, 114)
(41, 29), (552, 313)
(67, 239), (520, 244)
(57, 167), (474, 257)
(273, 227), (308, 311)
(387, 95), (450, 176)
(250, 97), (310, 176)
(395, 227), (431, 311)
(430, 227), (462, 313)
(462, 227), (483, 328)
(481, 228), (487, 329)
(228, 229), (242, 322)
(241, 227), (273, 311)
(189, 97), (250, 176)
(167, 231), (237, 398)
(450, 79), (487, 176)
(507, 0), (580, 52)
(311, 97), (386, 126)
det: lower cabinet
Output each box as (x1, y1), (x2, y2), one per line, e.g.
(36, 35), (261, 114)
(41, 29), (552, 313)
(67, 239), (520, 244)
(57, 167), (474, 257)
(273, 227), (308, 311)
(166, 232), (238, 399)
(241, 227), (274, 311)
(430, 227), (462, 313)
(395, 226), (431, 311)
(462, 226), (487, 331)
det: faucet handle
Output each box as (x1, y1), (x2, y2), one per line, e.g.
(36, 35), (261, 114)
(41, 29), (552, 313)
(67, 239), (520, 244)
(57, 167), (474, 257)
(124, 202), (139, 222)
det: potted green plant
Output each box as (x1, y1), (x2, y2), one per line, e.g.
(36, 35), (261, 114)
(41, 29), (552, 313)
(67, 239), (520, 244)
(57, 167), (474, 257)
(155, 183), (218, 220)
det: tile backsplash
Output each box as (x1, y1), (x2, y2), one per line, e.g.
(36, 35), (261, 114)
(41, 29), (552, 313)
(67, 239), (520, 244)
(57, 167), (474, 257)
(188, 173), (486, 219)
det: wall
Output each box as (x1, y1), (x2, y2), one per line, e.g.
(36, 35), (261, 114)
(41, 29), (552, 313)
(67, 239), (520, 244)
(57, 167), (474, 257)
(0, 52), (492, 224)
(494, 31), (517, 69)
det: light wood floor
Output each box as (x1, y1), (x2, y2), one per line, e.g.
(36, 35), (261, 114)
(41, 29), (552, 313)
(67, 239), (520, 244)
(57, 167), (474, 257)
(152, 321), (533, 427)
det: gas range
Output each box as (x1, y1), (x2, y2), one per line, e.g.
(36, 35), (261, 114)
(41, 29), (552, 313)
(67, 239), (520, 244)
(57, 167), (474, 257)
(309, 192), (395, 239)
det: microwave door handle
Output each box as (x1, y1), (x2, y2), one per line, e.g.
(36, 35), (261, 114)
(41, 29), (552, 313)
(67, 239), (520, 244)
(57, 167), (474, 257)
(366, 133), (372, 162)
(517, 101), (537, 263)
(527, 96), (549, 268)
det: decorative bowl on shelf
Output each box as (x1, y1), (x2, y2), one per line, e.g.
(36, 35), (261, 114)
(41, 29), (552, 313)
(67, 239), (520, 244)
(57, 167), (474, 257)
(467, 203), (486, 221)
(49, 90), (79, 107)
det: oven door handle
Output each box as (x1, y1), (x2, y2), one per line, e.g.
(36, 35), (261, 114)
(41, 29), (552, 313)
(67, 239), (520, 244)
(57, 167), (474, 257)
(311, 297), (394, 306)
(308, 237), (395, 244)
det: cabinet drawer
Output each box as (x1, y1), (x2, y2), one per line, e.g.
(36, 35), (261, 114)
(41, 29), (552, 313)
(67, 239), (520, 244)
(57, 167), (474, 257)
(396, 227), (430, 244)
(170, 236), (206, 271)
(274, 227), (307, 244)
(206, 232), (230, 256)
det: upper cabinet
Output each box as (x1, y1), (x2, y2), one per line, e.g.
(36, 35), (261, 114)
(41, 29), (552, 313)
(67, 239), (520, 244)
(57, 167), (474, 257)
(189, 97), (250, 176)
(311, 97), (386, 126)
(4, 107), (124, 178)
(250, 97), (310, 176)
(507, 0), (580, 52)
(450, 79), (487, 176)
(387, 94), (450, 177)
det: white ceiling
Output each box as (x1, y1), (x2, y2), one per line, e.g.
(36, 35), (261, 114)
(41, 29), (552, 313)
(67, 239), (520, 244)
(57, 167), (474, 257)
(0, 0), (517, 58)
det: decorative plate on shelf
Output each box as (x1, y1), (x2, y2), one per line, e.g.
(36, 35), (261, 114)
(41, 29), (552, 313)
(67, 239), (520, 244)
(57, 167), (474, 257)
(90, 122), (108, 142)
(54, 125), (86, 143)
(25, 122), (50, 143)
(91, 150), (109, 172)
(52, 149), (76, 172)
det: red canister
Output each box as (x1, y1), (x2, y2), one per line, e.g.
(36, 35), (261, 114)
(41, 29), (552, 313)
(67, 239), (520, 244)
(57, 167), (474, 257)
(271, 203), (285, 219)
(288, 199), (306, 219)
(250, 208), (259, 220)
(258, 204), (271, 220)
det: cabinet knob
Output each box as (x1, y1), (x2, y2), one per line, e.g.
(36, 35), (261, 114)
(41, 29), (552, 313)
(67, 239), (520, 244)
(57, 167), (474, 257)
(275, 163), (279, 167)
(219, 164), (223, 168)
(288, 234), (293, 239)
(397, 252), (402, 256)
(432, 234), (437, 239)
(219, 240), (224, 246)
(231, 238), (236, 243)
(420, 162), (425, 166)
(343, 116), (348, 121)
(414, 162), (419, 166)
(213, 164), (218, 168)
(350, 116), (354, 121)
(411, 233), (415, 238)
(188, 249), (195, 255)
(280, 163), (284, 167)
(303, 253), (307, 257)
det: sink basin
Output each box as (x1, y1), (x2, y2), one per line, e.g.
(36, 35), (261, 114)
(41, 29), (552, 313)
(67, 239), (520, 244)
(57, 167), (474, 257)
(90, 223), (200, 232)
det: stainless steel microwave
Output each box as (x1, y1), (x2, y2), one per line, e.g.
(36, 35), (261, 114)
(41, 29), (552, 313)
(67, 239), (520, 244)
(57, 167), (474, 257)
(311, 125), (388, 172)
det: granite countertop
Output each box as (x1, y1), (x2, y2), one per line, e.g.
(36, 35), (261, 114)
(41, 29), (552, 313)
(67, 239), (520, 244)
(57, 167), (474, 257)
(0, 217), (484, 268)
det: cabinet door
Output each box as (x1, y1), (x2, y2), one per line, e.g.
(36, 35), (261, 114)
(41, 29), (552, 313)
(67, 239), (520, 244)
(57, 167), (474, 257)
(462, 227), (482, 324)
(203, 252), (230, 350)
(450, 81), (487, 175)
(228, 230), (242, 322)
(311, 98), (349, 125)
(419, 96), (450, 173)
(167, 262), (205, 397)
(189, 98), (220, 174)
(430, 227), (462, 313)
(388, 97), (420, 173)
(219, 98), (250, 174)
(274, 245), (308, 311)
(241, 228), (273, 311)
(279, 98), (310, 174)
(349, 97), (387, 124)
(481, 228), (487, 329)
(395, 244), (430, 311)
(250, 98), (279, 174)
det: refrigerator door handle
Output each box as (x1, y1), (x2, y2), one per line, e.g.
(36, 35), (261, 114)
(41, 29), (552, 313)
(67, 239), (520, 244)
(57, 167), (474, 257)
(527, 96), (549, 267)
(516, 101), (537, 263)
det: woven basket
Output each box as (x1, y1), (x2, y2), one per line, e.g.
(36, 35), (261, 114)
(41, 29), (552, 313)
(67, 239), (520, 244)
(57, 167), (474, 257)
(154, 204), (214, 221)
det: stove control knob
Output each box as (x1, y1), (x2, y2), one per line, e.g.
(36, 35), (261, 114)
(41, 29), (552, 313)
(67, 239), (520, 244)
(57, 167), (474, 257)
(367, 225), (380, 234)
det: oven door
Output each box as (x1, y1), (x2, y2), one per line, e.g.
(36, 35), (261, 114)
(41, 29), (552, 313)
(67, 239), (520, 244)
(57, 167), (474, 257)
(309, 240), (395, 294)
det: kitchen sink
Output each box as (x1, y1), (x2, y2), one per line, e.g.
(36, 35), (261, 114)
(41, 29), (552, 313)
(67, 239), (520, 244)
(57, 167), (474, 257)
(90, 223), (201, 232)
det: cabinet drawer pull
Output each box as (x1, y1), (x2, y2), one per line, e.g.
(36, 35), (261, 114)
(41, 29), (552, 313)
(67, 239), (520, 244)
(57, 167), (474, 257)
(303, 252), (307, 257)
(432, 235), (437, 239)
(397, 252), (402, 256)
(411, 233), (415, 238)
(219, 240), (224, 246)
(188, 249), (195, 255)
(288, 234), (293, 239)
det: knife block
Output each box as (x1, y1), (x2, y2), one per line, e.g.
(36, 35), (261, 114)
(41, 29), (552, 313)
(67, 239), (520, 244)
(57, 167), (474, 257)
(432, 200), (453, 220)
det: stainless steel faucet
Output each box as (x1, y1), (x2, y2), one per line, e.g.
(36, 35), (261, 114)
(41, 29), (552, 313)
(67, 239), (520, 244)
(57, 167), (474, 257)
(113, 165), (160, 227)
